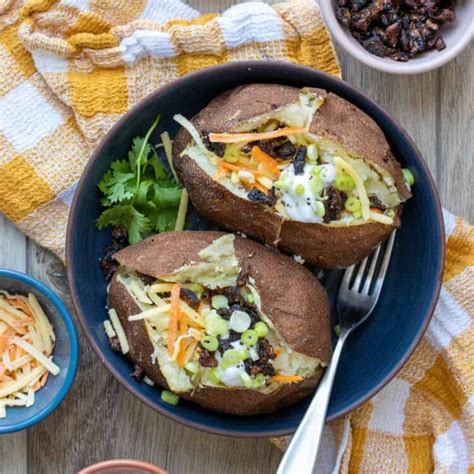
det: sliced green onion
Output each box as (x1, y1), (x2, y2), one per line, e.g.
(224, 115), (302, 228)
(223, 144), (240, 163)
(201, 335), (219, 352)
(306, 144), (319, 163)
(240, 372), (253, 388)
(206, 317), (228, 337)
(313, 201), (325, 217)
(223, 349), (247, 366)
(253, 373), (266, 388)
(240, 288), (255, 304)
(229, 310), (251, 333)
(353, 210), (362, 219)
(345, 197), (361, 213)
(310, 175), (324, 196)
(335, 174), (355, 193)
(182, 283), (204, 294)
(161, 390), (179, 405)
(295, 184), (305, 195)
(184, 361), (200, 375)
(241, 329), (258, 347)
(402, 168), (415, 186)
(311, 166), (322, 176)
(211, 295), (229, 309)
(208, 368), (221, 384)
(253, 321), (269, 338)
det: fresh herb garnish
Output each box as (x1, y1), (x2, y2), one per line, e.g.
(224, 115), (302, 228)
(96, 116), (183, 243)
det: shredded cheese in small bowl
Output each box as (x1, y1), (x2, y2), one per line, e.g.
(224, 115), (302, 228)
(0, 291), (60, 419)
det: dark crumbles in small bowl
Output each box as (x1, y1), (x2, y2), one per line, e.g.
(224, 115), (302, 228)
(335, 0), (456, 61)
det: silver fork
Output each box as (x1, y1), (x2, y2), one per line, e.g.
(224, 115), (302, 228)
(277, 230), (397, 474)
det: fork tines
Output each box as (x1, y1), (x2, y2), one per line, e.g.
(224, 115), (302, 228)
(342, 230), (397, 296)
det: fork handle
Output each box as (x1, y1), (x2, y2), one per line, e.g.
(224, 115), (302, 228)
(276, 329), (349, 474)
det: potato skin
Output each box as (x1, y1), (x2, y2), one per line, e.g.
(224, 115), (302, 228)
(109, 231), (331, 415)
(173, 84), (411, 268)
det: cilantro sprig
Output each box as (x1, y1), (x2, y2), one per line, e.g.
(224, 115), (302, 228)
(96, 116), (183, 244)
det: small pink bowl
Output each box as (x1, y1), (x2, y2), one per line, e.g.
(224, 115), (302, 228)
(79, 460), (167, 474)
(319, 0), (474, 74)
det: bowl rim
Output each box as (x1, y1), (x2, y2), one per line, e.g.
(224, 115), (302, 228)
(66, 60), (445, 437)
(319, 0), (474, 75)
(0, 268), (79, 435)
(79, 459), (167, 474)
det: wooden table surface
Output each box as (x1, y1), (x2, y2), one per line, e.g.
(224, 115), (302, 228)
(0, 1), (472, 473)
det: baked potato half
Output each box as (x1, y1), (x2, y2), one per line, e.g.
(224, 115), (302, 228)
(172, 84), (412, 268)
(105, 231), (331, 416)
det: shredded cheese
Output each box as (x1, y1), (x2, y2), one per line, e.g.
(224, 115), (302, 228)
(103, 320), (116, 338)
(0, 291), (57, 416)
(369, 210), (394, 225)
(12, 338), (60, 375)
(334, 156), (371, 220)
(108, 309), (129, 354)
(169, 335), (193, 362)
(143, 375), (155, 386)
(128, 305), (170, 321)
(173, 114), (217, 162)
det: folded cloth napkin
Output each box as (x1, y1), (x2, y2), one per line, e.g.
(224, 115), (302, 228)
(0, 1), (472, 472)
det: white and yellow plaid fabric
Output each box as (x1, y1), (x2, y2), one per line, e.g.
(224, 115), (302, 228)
(0, 1), (472, 472)
(0, 0), (339, 260)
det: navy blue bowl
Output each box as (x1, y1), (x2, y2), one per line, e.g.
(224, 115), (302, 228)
(0, 269), (79, 434)
(66, 61), (444, 437)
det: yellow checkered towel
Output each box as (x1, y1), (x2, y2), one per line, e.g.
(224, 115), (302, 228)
(0, 1), (472, 472)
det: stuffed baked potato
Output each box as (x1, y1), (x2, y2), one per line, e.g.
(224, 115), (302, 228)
(105, 231), (331, 415)
(172, 84), (412, 268)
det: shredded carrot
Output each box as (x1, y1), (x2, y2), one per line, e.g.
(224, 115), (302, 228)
(10, 298), (35, 319)
(177, 338), (189, 367)
(168, 284), (181, 356)
(209, 127), (306, 144)
(370, 207), (382, 214)
(212, 168), (227, 180)
(252, 182), (270, 193)
(274, 348), (282, 356)
(272, 375), (303, 383)
(178, 310), (187, 336)
(217, 160), (263, 176)
(251, 146), (281, 176)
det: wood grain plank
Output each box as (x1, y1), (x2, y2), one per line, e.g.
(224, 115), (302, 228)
(338, 47), (439, 180)
(438, 45), (474, 222)
(0, 215), (28, 474)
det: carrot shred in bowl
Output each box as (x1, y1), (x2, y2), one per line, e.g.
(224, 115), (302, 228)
(0, 291), (59, 418)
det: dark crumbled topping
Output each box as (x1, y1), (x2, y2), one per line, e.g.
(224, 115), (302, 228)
(99, 225), (128, 281)
(109, 336), (121, 353)
(131, 364), (145, 381)
(198, 349), (218, 368)
(202, 130), (225, 157)
(244, 339), (277, 376)
(323, 187), (347, 223)
(293, 146), (307, 175)
(258, 339), (277, 360)
(247, 187), (276, 206)
(180, 288), (200, 309)
(369, 195), (387, 211)
(255, 137), (296, 160)
(217, 330), (241, 354)
(335, 0), (455, 61)
(138, 273), (156, 286)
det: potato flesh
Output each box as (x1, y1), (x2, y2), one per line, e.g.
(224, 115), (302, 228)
(115, 235), (320, 393)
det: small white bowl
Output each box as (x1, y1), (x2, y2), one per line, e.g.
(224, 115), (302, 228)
(320, 0), (474, 74)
